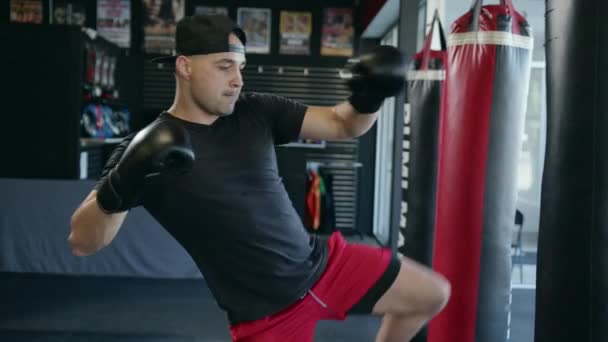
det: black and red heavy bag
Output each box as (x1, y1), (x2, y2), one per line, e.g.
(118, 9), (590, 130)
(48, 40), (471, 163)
(399, 10), (446, 272)
(428, 1), (533, 342)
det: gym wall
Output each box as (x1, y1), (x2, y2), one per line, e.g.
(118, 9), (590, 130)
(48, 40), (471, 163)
(0, 0), (378, 239)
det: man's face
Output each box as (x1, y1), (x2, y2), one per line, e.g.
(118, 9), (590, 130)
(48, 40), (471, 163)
(186, 34), (246, 117)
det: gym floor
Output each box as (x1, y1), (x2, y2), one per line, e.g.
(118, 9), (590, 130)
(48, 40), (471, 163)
(0, 271), (535, 342)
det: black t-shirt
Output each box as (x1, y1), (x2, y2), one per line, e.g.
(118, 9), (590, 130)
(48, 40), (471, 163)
(97, 92), (328, 323)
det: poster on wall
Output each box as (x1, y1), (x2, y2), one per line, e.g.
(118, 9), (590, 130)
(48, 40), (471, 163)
(52, 2), (86, 26)
(97, 0), (131, 48)
(143, 0), (185, 54)
(279, 11), (311, 55)
(10, 0), (43, 24)
(237, 8), (271, 54)
(321, 8), (354, 57)
(194, 6), (228, 16)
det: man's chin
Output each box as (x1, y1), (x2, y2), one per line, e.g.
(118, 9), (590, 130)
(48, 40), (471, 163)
(217, 106), (236, 117)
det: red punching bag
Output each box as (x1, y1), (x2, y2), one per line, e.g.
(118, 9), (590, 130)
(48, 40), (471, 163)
(428, 1), (533, 342)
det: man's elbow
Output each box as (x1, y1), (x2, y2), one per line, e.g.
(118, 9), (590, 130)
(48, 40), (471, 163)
(68, 232), (102, 256)
(70, 245), (94, 257)
(341, 124), (366, 140)
(335, 116), (361, 140)
(338, 114), (375, 139)
(68, 218), (104, 256)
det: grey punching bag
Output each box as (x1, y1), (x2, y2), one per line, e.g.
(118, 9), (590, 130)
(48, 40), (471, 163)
(429, 1), (532, 341)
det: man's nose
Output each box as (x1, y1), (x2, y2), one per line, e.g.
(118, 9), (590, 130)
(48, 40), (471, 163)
(231, 70), (243, 88)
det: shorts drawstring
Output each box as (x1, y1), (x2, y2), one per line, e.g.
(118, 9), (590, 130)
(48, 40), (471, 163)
(306, 289), (339, 318)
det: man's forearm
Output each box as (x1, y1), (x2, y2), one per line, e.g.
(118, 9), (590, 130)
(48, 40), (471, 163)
(69, 191), (127, 256)
(335, 101), (380, 138)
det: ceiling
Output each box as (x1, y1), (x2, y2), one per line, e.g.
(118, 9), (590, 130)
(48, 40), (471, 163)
(445, 0), (545, 40)
(363, 0), (546, 59)
(445, 0), (545, 58)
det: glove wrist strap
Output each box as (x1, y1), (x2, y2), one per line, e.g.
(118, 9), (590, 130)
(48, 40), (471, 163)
(96, 170), (128, 214)
(348, 94), (385, 114)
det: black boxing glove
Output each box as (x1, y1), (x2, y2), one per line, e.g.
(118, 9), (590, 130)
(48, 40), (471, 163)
(345, 45), (407, 114)
(96, 119), (195, 214)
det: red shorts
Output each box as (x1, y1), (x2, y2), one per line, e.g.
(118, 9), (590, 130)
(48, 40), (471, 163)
(229, 231), (401, 342)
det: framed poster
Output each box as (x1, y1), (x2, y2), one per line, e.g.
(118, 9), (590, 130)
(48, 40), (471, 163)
(52, 1), (86, 26)
(143, 0), (185, 54)
(10, 0), (43, 24)
(97, 0), (131, 48)
(279, 11), (311, 55)
(321, 8), (354, 57)
(237, 7), (271, 54)
(194, 6), (228, 16)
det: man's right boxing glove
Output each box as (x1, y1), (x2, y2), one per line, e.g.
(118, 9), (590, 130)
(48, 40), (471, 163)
(345, 45), (407, 114)
(96, 119), (195, 214)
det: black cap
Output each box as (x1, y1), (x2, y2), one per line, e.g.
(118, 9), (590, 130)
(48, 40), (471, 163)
(151, 14), (247, 64)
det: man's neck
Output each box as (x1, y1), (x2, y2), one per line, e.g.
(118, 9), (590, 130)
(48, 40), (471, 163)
(167, 101), (219, 126)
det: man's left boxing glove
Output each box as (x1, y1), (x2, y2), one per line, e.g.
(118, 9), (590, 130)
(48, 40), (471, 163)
(96, 119), (195, 214)
(345, 45), (407, 114)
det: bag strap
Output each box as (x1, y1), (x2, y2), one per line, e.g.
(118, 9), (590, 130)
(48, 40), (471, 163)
(420, 9), (447, 70)
(470, 0), (517, 32)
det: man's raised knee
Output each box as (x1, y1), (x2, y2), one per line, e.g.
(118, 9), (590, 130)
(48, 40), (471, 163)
(426, 272), (451, 316)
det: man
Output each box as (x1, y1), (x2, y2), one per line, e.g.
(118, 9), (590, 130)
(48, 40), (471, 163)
(69, 14), (450, 342)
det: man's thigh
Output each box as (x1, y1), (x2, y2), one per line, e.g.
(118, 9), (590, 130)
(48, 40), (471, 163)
(370, 256), (451, 316)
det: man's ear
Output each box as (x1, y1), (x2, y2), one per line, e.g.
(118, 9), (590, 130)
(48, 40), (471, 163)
(175, 56), (191, 80)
